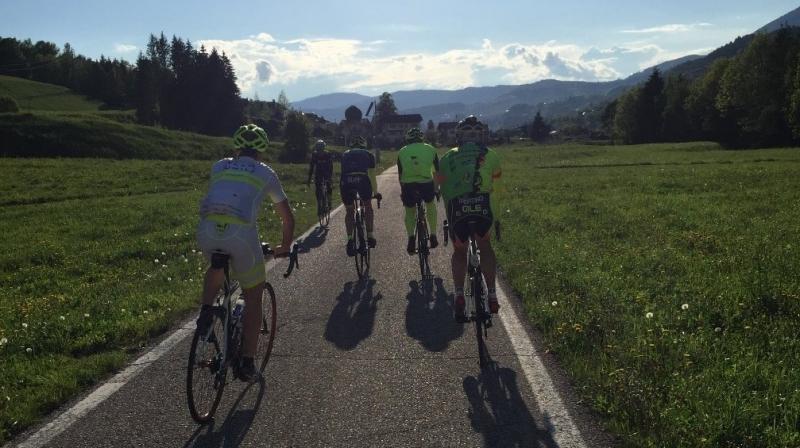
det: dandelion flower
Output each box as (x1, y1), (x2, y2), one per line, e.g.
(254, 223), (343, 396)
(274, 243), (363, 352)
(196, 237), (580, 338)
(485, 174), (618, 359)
(681, 304), (689, 310)
(646, 312), (654, 319)
(84, 313), (90, 318)
(59, 316), (65, 321)
(121, 309), (126, 313)
(143, 310), (149, 314)
(161, 251), (166, 256)
(0, 338), (7, 346)
(162, 264), (167, 268)
(714, 327), (722, 333)
(154, 258), (159, 263)
(26, 348), (32, 353)
(192, 249), (196, 253)
(21, 323), (28, 329)
(183, 258), (188, 263)
(551, 301), (558, 306)
(167, 277), (172, 281)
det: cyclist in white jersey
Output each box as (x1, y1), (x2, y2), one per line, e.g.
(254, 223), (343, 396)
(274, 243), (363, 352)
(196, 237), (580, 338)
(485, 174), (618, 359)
(196, 124), (295, 382)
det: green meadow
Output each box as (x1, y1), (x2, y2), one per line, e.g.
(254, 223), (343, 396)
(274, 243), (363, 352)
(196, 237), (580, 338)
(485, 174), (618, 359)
(0, 152), (395, 443)
(494, 142), (800, 447)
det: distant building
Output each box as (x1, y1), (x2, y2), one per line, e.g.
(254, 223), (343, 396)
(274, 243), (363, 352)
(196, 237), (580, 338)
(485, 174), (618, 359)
(338, 105), (373, 147)
(375, 114), (423, 149)
(437, 121), (458, 147)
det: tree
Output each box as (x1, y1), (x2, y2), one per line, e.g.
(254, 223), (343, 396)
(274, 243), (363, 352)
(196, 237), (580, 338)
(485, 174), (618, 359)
(277, 90), (290, 109)
(660, 74), (691, 142)
(639, 68), (665, 143)
(528, 111), (551, 142)
(280, 111), (310, 162)
(373, 91), (397, 130)
(0, 96), (19, 113)
(613, 87), (643, 144)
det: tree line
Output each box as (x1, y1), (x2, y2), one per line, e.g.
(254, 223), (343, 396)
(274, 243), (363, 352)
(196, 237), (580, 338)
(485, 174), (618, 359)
(0, 33), (247, 136)
(606, 27), (800, 148)
(0, 37), (134, 108)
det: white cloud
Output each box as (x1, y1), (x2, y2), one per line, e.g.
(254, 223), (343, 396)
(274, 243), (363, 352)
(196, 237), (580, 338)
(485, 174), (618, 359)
(199, 35), (632, 96)
(114, 43), (138, 53)
(622, 23), (713, 34)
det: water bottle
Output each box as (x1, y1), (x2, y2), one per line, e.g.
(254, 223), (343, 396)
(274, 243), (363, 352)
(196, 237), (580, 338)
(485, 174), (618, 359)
(232, 298), (245, 329)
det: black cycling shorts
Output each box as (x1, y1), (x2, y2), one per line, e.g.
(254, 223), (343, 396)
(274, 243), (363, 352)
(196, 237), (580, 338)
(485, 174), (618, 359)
(400, 182), (436, 208)
(446, 193), (494, 243)
(340, 174), (373, 205)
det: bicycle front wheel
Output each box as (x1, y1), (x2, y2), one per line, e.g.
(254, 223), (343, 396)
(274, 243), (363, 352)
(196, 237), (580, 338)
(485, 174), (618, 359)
(318, 190), (330, 227)
(187, 312), (226, 424)
(256, 283), (278, 372)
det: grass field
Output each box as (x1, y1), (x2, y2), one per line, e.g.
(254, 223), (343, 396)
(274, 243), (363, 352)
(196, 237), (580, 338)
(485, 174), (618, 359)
(0, 75), (101, 111)
(493, 142), (800, 447)
(0, 152), (396, 444)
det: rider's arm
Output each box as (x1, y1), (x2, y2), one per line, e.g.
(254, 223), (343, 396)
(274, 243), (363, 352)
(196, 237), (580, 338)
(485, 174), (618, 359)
(368, 151), (378, 193)
(272, 199), (295, 256)
(307, 155), (315, 184)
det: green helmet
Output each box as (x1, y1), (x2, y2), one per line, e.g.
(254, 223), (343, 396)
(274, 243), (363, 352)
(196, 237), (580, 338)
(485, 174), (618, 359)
(405, 127), (424, 143)
(233, 124), (269, 152)
(350, 135), (367, 149)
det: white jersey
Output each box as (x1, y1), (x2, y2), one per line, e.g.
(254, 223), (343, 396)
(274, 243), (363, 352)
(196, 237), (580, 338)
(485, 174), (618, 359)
(199, 156), (287, 226)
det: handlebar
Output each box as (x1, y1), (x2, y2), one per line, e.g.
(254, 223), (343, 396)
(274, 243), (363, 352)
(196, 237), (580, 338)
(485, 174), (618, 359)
(261, 242), (301, 278)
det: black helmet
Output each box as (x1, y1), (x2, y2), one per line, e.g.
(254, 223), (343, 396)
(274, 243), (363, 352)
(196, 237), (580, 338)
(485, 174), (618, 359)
(455, 115), (486, 143)
(349, 135), (367, 148)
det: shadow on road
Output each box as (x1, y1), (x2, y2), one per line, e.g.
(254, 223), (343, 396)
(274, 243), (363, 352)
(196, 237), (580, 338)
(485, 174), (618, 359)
(324, 279), (382, 350)
(463, 361), (558, 448)
(405, 278), (464, 352)
(184, 378), (266, 448)
(298, 225), (329, 253)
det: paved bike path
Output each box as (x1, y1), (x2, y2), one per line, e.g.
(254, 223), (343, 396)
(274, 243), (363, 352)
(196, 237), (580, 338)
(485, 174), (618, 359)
(21, 167), (611, 448)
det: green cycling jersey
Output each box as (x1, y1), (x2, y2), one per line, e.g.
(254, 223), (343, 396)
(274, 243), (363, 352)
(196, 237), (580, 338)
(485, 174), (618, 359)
(437, 142), (501, 202)
(398, 142), (439, 184)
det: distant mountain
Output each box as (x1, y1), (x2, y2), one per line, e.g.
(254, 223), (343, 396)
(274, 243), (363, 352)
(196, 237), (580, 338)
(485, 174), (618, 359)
(293, 6), (800, 128)
(292, 92), (372, 111)
(758, 6), (800, 33)
(623, 54), (703, 85)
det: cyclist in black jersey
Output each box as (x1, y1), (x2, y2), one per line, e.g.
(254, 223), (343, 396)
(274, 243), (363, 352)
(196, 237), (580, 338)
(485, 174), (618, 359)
(340, 136), (378, 256)
(307, 139), (334, 215)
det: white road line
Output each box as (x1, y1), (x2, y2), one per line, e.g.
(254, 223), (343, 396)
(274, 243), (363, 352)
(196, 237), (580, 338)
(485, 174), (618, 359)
(496, 286), (588, 447)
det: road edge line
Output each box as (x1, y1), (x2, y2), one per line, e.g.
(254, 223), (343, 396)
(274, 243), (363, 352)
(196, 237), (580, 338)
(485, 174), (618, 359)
(496, 285), (588, 447)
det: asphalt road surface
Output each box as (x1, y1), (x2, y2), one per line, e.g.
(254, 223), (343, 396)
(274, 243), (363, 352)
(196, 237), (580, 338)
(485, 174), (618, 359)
(15, 167), (613, 448)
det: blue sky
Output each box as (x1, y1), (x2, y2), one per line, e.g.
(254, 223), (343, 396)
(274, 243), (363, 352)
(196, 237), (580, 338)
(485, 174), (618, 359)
(1, 0), (797, 101)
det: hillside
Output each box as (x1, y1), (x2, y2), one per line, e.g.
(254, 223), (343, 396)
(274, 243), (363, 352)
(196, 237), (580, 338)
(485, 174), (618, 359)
(0, 75), (102, 111)
(0, 77), (245, 159)
(758, 5), (800, 33)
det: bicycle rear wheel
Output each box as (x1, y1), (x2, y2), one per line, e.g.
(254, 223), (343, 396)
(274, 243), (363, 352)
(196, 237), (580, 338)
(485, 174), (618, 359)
(256, 283), (278, 372)
(472, 275), (489, 367)
(354, 213), (369, 278)
(187, 310), (227, 423)
(416, 216), (430, 280)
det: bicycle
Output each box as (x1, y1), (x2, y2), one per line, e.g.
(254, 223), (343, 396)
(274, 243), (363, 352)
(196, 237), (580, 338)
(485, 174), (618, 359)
(314, 179), (332, 228)
(446, 220), (501, 368)
(351, 191), (381, 279)
(186, 243), (300, 424)
(412, 195), (435, 288)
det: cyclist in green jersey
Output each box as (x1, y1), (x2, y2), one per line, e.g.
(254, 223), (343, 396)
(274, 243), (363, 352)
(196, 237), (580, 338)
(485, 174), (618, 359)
(397, 127), (440, 255)
(435, 116), (502, 321)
